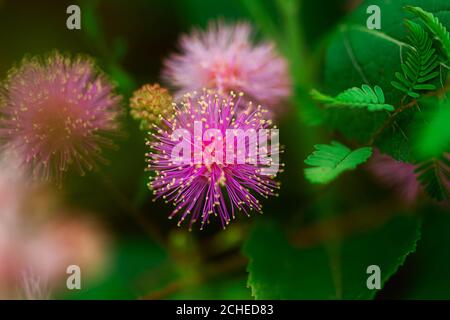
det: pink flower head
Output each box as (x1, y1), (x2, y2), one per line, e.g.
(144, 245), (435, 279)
(0, 52), (121, 181)
(163, 21), (291, 106)
(368, 150), (422, 204)
(147, 90), (281, 230)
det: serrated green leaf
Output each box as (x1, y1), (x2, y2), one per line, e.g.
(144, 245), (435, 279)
(304, 141), (372, 184)
(394, 209), (450, 299)
(243, 216), (421, 299)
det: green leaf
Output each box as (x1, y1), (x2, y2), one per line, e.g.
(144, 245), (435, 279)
(243, 216), (421, 299)
(415, 156), (450, 201)
(304, 141), (372, 184)
(311, 85), (394, 112)
(405, 6), (450, 60)
(393, 209), (450, 299)
(391, 20), (440, 98)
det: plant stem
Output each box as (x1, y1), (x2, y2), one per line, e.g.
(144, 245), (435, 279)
(276, 0), (311, 86)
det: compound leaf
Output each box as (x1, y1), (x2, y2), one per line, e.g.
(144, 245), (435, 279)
(311, 85), (394, 112)
(304, 141), (372, 184)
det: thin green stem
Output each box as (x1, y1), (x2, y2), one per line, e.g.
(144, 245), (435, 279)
(276, 0), (311, 86)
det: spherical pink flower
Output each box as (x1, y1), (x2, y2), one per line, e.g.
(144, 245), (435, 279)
(148, 90), (281, 230)
(0, 52), (121, 181)
(163, 21), (291, 106)
(368, 150), (422, 204)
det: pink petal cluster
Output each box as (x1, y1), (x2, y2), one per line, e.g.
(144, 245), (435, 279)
(0, 52), (121, 181)
(147, 90), (280, 230)
(163, 21), (291, 106)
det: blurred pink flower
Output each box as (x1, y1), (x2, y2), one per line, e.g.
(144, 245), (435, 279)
(0, 213), (109, 299)
(0, 154), (109, 299)
(22, 215), (108, 288)
(20, 271), (51, 300)
(368, 150), (422, 204)
(163, 21), (291, 107)
(0, 152), (24, 222)
(0, 52), (121, 182)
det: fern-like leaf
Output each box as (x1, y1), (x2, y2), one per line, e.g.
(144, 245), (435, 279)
(415, 156), (450, 201)
(304, 141), (373, 184)
(405, 6), (450, 60)
(310, 85), (394, 112)
(392, 20), (439, 98)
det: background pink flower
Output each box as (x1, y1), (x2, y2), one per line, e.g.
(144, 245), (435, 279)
(163, 21), (291, 107)
(368, 150), (422, 204)
(0, 52), (122, 182)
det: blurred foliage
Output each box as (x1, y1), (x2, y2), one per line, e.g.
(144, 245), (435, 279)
(417, 97), (450, 158)
(388, 209), (450, 299)
(244, 215), (420, 299)
(60, 237), (171, 299)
